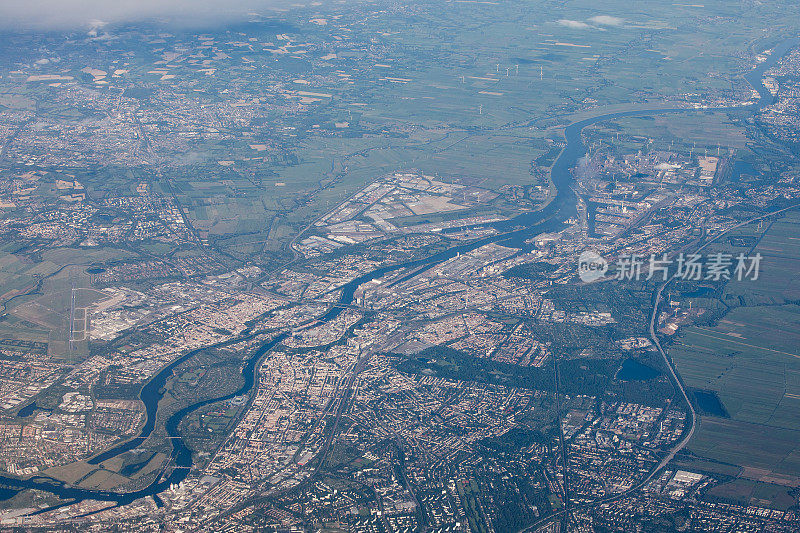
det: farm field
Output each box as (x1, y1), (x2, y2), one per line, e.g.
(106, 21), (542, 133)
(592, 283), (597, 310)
(670, 209), (800, 486)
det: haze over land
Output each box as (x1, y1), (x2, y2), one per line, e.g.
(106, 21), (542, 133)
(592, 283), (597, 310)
(0, 0), (296, 29)
(0, 0), (799, 530)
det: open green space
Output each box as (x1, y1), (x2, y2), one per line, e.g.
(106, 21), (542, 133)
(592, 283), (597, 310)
(671, 209), (800, 485)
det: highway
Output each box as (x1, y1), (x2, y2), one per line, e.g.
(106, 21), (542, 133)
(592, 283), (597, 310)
(519, 202), (800, 532)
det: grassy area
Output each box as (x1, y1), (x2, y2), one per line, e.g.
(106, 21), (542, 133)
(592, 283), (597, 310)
(670, 209), (800, 485)
(75, 0), (800, 257)
(706, 478), (797, 510)
(672, 305), (800, 427)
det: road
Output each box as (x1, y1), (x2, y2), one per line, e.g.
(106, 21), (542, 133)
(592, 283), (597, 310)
(519, 202), (800, 532)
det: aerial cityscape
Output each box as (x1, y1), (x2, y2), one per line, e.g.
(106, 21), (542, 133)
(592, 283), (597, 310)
(0, 0), (798, 531)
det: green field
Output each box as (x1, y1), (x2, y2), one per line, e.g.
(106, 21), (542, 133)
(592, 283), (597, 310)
(31, 0), (797, 260)
(705, 478), (797, 510)
(670, 210), (800, 487)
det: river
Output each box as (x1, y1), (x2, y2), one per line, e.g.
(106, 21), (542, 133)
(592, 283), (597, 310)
(0, 36), (793, 509)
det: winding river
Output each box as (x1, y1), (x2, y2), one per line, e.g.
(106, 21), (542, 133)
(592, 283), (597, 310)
(0, 37), (794, 508)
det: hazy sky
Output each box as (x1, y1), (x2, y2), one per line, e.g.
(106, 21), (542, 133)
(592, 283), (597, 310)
(0, 0), (294, 30)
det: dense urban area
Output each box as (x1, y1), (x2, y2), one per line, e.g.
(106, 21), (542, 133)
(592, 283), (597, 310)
(0, 0), (799, 531)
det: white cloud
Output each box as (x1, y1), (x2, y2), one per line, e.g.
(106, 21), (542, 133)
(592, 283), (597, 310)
(0, 0), (293, 30)
(557, 19), (591, 29)
(589, 15), (624, 26)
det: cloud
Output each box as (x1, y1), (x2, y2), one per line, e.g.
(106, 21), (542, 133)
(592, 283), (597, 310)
(556, 15), (626, 30)
(557, 19), (591, 29)
(588, 15), (624, 26)
(0, 0), (293, 30)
